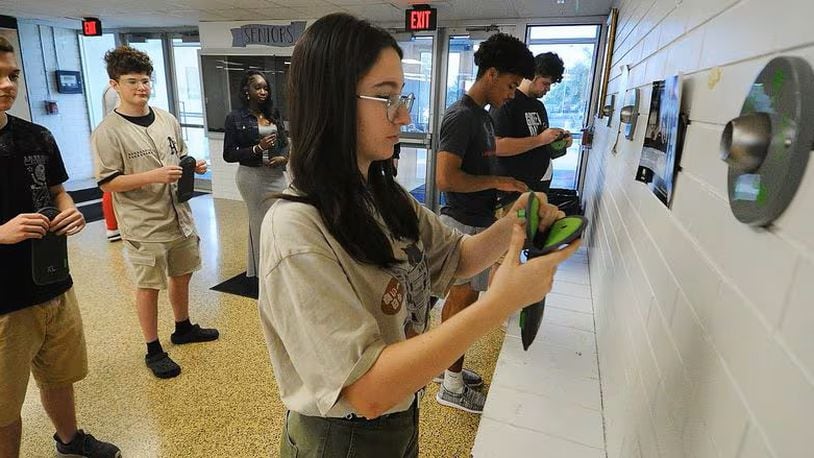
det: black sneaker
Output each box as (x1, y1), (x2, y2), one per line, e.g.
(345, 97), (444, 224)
(54, 429), (121, 457)
(171, 324), (219, 345)
(145, 351), (181, 379)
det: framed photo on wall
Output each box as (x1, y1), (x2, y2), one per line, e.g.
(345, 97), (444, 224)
(596, 8), (618, 118)
(635, 75), (686, 207)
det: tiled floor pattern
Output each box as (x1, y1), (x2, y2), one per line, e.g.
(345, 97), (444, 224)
(472, 248), (607, 457)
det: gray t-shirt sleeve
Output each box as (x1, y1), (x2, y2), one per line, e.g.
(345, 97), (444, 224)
(438, 108), (475, 159)
(261, 249), (387, 416)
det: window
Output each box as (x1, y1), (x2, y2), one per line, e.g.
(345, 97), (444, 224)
(79, 33), (117, 129)
(526, 25), (600, 190)
(398, 36), (433, 134)
(445, 36), (483, 110)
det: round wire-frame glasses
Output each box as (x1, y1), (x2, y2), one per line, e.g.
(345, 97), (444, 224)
(357, 92), (415, 122)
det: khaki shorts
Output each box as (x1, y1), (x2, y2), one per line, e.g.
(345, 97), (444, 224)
(439, 214), (490, 292)
(0, 288), (88, 426)
(124, 235), (201, 290)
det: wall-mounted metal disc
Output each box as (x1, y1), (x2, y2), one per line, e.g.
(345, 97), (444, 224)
(724, 56), (814, 226)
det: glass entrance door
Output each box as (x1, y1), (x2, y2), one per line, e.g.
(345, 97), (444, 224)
(394, 35), (434, 205)
(526, 25), (600, 190)
(444, 35), (484, 111)
(171, 38), (209, 175)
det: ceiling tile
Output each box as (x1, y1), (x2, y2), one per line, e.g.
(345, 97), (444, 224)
(289, 5), (349, 19)
(342, 3), (403, 22)
(243, 8), (313, 21)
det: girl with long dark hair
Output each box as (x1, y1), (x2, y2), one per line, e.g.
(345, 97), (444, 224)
(223, 70), (289, 279)
(258, 13), (580, 457)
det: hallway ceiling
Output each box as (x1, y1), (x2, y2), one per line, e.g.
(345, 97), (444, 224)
(0, 0), (612, 29)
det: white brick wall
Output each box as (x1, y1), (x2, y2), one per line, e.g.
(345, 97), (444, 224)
(17, 22), (94, 183)
(586, 0), (814, 456)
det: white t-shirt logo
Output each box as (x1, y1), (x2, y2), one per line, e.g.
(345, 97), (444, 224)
(525, 112), (543, 136)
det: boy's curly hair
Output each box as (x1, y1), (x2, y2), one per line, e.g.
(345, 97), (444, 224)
(104, 46), (153, 80)
(535, 52), (565, 83)
(474, 33), (534, 80)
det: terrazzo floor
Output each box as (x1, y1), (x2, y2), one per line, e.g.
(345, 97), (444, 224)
(17, 195), (504, 457)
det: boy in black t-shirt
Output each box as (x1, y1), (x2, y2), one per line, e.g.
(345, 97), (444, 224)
(0, 38), (120, 457)
(434, 33), (533, 414)
(491, 52), (572, 207)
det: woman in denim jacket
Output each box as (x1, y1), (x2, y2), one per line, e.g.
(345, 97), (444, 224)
(223, 70), (289, 279)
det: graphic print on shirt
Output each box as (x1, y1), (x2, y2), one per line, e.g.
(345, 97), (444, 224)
(381, 277), (404, 315)
(524, 112), (545, 136)
(24, 155), (51, 210)
(381, 241), (431, 334)
(482, 119), (497, 156)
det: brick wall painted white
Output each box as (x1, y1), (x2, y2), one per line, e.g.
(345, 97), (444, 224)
(587, 0), (814, 456)
(17, 22), (94, 183)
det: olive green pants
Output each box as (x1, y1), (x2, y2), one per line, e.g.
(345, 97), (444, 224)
(281, 401), (418, 458)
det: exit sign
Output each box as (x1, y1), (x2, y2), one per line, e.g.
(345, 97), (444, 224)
(82, 18), (102, 37)
(405, 6), (437, 32)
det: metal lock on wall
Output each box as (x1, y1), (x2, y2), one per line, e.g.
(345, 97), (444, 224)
(720, 56), (814, 226)
(619, 88), (639, 140)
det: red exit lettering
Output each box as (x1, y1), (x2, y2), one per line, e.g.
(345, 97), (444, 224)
(410, 10), (430, 30)
(405, 7), (436, 31)
(82, 18), (101, 36)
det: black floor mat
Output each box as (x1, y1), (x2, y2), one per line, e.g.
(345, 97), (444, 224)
(78, 203), (104, 223)
(210, 272), (258, 299)
(68, 187), (103, 203)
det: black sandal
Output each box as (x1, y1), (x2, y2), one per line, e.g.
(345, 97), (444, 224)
(145, 351), (181, 379)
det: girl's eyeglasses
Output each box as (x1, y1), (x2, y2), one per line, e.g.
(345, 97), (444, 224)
(357, 93), (415, 122)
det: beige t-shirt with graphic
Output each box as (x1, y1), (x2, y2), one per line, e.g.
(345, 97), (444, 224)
(258, 193), (465, 418)
(92, 107), (196, 242)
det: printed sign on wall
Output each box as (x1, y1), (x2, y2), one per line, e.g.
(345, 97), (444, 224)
(635, 75), (685, 207)
(230, 22), (307, 48)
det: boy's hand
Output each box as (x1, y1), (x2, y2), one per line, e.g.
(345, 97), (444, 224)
(0, 213), (50, 244)
(493, 176), (529, 193)
(50, 208), (86, 236)
(195, 160), (208, 174)
(563, 130), (573, 148)
(538, 128), (564, 146)
(151, 165), (183, 184)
